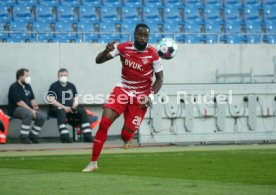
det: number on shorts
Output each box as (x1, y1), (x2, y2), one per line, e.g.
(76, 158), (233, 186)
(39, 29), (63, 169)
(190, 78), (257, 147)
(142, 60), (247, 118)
(132, 116), (142, 126)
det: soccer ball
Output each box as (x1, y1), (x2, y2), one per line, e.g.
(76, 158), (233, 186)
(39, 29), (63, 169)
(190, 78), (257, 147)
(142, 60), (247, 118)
(157, 38), (178, 60)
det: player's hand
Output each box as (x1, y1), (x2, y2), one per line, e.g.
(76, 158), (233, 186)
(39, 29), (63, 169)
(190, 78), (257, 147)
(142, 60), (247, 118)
(105, 41), (116, 53)
(140, 96), (152, 109)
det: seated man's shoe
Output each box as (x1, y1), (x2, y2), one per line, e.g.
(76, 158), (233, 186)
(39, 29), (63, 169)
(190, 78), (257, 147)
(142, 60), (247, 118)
(60, 134), (72, 143)
(83, 133), (93, 143)
(29, 133), (39, 144)
(20, 136), (32, 144)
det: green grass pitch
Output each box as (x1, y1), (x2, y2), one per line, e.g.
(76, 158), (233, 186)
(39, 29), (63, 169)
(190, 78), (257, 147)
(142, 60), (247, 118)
(1, 149), (276, 195)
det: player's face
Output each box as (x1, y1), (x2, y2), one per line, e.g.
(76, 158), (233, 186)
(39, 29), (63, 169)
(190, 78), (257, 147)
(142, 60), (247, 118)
(134, 27), (149, 50)
(58, 71), (68, 78)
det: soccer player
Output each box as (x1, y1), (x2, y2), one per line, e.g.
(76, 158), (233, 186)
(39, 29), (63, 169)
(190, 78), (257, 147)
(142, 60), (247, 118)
(82, 24), (164, 172)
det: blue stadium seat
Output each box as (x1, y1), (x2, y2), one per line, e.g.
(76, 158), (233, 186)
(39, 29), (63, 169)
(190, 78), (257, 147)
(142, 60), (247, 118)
(224, 20), (242, 33)
(79, 5), (99, 22)
(143, 6), (162, 22)
(223, 34), (245, 43)
(184, 5), (202, 20)
(121, 21), (138, 33)
(38, 0), (58, 6)
(123, 0), (143, 7)
(0, 0), (16, 6)
(99, 21), (118, 32)
(223, 4), (241, 20)
(0, 33), (9, 42)
(243, 4), (260, 21)
(55, 34), (81, 43)
(205, 19), (222, 33)
(163, 6), (182, 22)
(17, 0), (38, 6)
(163, 22), (183, 33)
(121, 6), (141, 21)
(204, 4), (222, 20)
(77, 20), (97, 32)
(0, 6), (10, 22)
(144, 0), (163, 7)
(98, 34), (121, 43)
(224, 0), (241, 6)
(262, 35), (276, 44)
(163, 0), (181, 6)
(148, 33), (163, 43)
(204, 34), (219, 43)
(263, 5), (276, 21)
(37, 33), (56, 42)
(36, 5), (56, 22)
(264, 21), (276, 33)
(244, 20), (262, 33)
(263, 0), (276, 6)
(8, 33), (34, 43)
(101, 6), (120, 21)
(81, 0), (101, 7)
(184, 34), (204, 43)
(9, 21), (30, 32)
(83, 33), (99, 42)
(205, 0), (222, 6)
(13, 4), (34, 22)
(243, 0), (259, 6)
(32, 21), (53, 32)
(245, 34), (261, 43)
(102, 0), (122, 7)
(60, 0), (80, 6)
(184, 1), (203, 9)
(146, 21), (161, 32)
(175, 34), (185, 43)
(57, 5), (78, 22)
(184, 19), (203, 33)
(55, 21), (75, 32)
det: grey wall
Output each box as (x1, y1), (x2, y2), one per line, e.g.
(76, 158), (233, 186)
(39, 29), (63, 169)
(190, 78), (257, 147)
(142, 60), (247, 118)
(1, 43), (276, 136)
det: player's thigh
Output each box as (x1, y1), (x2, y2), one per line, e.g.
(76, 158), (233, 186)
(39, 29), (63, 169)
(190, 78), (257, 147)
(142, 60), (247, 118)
(123, 103), (147, 131)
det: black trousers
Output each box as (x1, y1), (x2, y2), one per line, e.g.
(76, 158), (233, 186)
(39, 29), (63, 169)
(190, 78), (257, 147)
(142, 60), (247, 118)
(49, 106), (91, 135)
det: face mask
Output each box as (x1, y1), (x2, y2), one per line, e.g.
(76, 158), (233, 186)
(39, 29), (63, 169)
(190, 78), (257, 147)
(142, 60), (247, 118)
(59, 76), (68, 84)
(134, 40), (147, 51)
(24, 76), (31, 84)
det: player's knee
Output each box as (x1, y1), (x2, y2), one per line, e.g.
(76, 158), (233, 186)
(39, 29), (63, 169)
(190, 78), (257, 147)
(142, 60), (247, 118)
(121, 128), (135, 142)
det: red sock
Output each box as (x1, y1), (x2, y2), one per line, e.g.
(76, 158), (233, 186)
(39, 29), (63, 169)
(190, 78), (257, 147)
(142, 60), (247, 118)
(121, 129), (135, 142)
(92, 116), (112, 161)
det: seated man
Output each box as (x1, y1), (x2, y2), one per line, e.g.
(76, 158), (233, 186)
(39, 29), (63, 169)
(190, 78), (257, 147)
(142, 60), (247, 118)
(8, 68), (46, 144)
(47, 68), (93, 143)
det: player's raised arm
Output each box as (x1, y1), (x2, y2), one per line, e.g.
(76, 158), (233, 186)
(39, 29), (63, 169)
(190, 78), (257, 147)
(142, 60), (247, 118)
(95, 41), (116, 64)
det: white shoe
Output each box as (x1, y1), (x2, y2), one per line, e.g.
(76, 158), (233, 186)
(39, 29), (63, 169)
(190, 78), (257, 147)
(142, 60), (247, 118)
(82, 161), (98, 173)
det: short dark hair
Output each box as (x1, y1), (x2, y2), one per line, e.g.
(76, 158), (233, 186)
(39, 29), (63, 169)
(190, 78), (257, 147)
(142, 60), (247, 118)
(135, 23), (150, 33)
(16, 68), (28, 80)
(58, 68), (68, 74)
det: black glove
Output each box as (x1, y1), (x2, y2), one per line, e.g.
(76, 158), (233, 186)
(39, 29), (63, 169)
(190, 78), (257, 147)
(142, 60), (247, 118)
(0, 120), (5, 132)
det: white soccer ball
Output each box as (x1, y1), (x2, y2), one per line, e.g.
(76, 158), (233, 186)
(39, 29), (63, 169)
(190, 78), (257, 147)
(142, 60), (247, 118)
(157, 38), (178, 60)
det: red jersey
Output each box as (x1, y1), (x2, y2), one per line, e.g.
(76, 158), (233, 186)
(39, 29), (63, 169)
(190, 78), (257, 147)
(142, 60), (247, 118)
(110, 41), (163, 96)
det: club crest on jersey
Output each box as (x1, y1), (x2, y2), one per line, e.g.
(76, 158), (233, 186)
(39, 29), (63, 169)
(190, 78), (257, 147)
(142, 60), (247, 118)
(142, 58), (149, 64)
(124, 59), (143, 71)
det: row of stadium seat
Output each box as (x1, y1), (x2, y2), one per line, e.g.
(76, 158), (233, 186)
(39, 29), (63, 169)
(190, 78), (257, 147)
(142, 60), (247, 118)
(0, 32), (275, 43)
(1, 20), (276, 33)
(2, 0), (276, 7)
(1, 3), (276, 23)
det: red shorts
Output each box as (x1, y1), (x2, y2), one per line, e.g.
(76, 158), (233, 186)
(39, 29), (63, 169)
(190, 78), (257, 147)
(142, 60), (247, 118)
(103, 87), (148, 131)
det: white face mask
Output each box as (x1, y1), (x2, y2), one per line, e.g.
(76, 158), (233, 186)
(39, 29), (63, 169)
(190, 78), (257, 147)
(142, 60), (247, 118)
(25, 76), (31, 84)
(59, 76), (68, 84)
